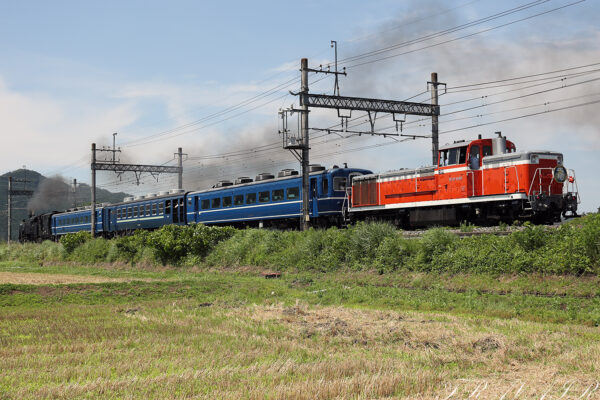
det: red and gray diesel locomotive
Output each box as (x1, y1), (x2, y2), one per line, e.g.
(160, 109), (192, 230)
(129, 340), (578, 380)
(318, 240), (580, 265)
(349, 133), (579, 226)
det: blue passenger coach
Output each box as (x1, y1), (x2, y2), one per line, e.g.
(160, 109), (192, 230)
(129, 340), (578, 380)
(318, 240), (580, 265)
(38, 165), (371, 241)
(52, 207), (107, 237)
(106, 190), (187, 235)
(187, 166), (371, 228)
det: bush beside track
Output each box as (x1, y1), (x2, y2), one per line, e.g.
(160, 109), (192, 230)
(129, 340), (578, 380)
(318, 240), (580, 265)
(1, 213), (599, 275)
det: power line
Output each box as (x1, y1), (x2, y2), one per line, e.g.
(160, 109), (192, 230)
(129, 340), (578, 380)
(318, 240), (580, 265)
(446, 61), (600, 89)
(345, 1), (585, 70)
(338, 0), (549, 65)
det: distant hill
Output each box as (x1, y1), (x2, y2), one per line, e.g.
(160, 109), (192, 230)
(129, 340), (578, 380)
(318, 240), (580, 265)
(0, 169), (131, 241)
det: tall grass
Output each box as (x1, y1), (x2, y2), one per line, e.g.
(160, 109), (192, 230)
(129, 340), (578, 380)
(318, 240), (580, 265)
(1, 214), (599, 274)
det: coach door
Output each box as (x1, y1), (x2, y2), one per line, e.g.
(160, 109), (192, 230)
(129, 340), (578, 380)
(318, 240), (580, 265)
(310, 178), (319, 217)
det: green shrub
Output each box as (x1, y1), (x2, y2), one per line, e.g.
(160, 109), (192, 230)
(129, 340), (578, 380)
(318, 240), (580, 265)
(347, 221), (397, 267)
(147, 223), (236, 265)
(60, 231), (91, 254)
(417, 228), (458, 268)
(71, 238), (111, 264)
(375, 235), (418, 272)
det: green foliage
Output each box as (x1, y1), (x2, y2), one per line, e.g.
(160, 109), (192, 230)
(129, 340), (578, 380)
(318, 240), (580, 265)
(60, 231), (91, 254)
(147, 223), (236, 265)
(208, 214), (600, 275)
(70, 238), (111, 264)
(1, 213), (599, 275)
(459, 221), (475, 232)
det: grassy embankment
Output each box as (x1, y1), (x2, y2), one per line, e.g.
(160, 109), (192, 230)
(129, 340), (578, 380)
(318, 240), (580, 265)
(1, 214), (599, 398)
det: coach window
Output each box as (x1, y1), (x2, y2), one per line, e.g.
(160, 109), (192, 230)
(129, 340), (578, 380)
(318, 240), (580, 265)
(165, 200), (171, 215)
(223, 196), (232, 208)
(145, 204), (150, 216)
(116, 209), (121, 219)
(286, 187), (299, 200)
(188, 198), (192, 207)
(272, 189), (284, 202)
(158, 203), (164, 215)
(333, 177), (347, 191)
(127, 207), (132, 218)
(152, 204), (157, 216)
(134, 206), (139, 218)
(322, 178), (329, 195)
(212, 198), (221, 208)
(246, 193), (256, 204)
(259, 191), (270, 203)
(234, 194), (244, 206)
(201, 199), (210, 209)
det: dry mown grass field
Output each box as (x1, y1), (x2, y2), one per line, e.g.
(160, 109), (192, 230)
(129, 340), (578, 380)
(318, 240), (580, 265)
(1, 263), (599, 399)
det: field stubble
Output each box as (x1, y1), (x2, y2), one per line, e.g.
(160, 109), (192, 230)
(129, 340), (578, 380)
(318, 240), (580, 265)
(1, 264), (599, 399)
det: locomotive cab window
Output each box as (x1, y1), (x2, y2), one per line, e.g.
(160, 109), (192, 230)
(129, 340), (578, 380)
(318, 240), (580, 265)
(246, 193), (256, 204)
(223, 196), (232, 208)
(201, 199), (210, 209)
(333, 177), (347, 191)
(469, 145), (481, 170)
(287, 187), (299, 200)
(234, 195), (244, 206)
(212, 198), (221, 208)
(440, 146), (468, 166)
(272, 189), (284, 202)
(259, 191), (270, 203)
(482, 145), (492, 157)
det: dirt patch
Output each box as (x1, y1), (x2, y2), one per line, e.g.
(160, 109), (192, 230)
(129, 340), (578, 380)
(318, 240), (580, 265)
(0, 272), (157, 285)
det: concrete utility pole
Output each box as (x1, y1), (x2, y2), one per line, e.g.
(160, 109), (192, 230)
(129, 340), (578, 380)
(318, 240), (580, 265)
(300, 58), (310, 231)
(72, 179), (77, 209)
(428, 73), (445, 166)
(430, 73), (439, 166)
(91, 143), (96, 237)
(177, 147), (184, 190)
(7, 177), (11, 244)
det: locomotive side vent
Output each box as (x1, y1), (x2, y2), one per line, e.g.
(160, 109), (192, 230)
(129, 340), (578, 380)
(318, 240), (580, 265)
(255, 173), (275, 181)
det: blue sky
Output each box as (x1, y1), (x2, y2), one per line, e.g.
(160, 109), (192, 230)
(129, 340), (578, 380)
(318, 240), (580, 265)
(1, 0), (598, 211)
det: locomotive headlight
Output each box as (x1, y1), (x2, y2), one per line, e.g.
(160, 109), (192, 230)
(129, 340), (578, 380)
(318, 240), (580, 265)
(553, 165), (567, 183)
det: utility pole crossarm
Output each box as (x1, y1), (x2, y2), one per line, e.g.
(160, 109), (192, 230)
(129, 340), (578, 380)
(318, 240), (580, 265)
(303, 93), (439, 116)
